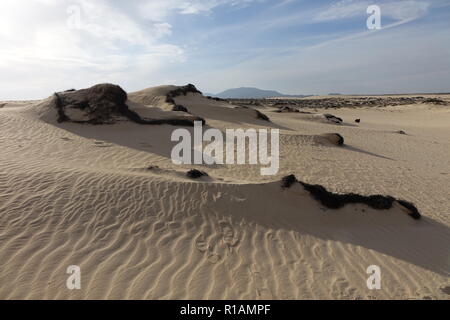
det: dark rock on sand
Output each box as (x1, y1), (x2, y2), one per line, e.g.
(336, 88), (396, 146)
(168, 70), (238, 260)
(355, 119), (361, 123)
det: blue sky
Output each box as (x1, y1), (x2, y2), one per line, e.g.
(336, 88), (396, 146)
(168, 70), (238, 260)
(1, 0), (449, 99)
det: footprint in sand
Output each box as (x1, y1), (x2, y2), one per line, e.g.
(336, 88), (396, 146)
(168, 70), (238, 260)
(331, 277), (357, 298)
(195, 234), (221, 264)
(206, 253), (221, 264)
(218, 221), (240, 252)
(195, 235), (209, 253)
(212, 192), (222, 201)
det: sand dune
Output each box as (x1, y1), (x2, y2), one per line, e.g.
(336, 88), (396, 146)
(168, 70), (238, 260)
(0, 85), (449, 299)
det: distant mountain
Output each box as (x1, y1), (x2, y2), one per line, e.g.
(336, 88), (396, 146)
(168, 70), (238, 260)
(208, 87), (306, 99)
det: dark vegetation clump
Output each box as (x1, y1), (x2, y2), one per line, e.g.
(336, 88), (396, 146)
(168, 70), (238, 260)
(423, 98), (446, 105)
(281, 174), (421, 220)
(172, 104), (189, 112)
(322, 133), (344, 146)
(397, 200), (421, 220)
(275, 106), (300, 113)
(186, 169), (209, 179)
(166, 84), (202, 99)
(231, 96), (448, 110)
(87, 83), (128, 124)
(301, 182), (395, 210)
(54, 83), (205, 127)
(256, 110), (270, 121)
(324, 113), (343, 122)
(54, 83), (127, 124)
(165, 96), (175, 104)
(281, 174), (298, 189)
(206, 96), (227, 102)
(335, 133), (344, 146)
(53, 93), (69, 123)
(164, 84), (201, 114)
(120, 104), (205, 126)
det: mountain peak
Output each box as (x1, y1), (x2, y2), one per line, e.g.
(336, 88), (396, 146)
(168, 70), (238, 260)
(209, 87), (306, 99)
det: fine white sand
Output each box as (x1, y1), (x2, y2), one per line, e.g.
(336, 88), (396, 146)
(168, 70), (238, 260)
(0, 88), (449, 299)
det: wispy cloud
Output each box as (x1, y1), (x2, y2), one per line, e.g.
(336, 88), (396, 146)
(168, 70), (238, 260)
(315, 0), (431, 22)
(0, 0), (260, 98)
(138, 0), (264, 21)
(0, 0), (448, 99)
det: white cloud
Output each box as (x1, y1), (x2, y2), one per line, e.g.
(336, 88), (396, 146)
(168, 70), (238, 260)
(383, 0), (430, 20)
(0, 0), (446, 99)
(138, 0), (263, 21)
(0, 0), (263, 99)
(315, 0), (369, 21)
(0, 0), (186, 99)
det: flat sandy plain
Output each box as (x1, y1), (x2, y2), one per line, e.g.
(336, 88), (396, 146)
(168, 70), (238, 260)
(0, 87), (449, 299)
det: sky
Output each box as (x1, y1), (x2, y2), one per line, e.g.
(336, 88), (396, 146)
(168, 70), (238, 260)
(1, 0), (450, 100)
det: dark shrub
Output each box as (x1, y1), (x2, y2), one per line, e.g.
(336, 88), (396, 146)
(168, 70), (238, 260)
(281, 174), (298, 189)
(281, 174), (421, 220)
(187, 169), (209, 179)
(172, 105), (189, 112)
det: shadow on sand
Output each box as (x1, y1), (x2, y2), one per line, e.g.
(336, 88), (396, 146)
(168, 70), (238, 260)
(208, 182), (450, 277)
